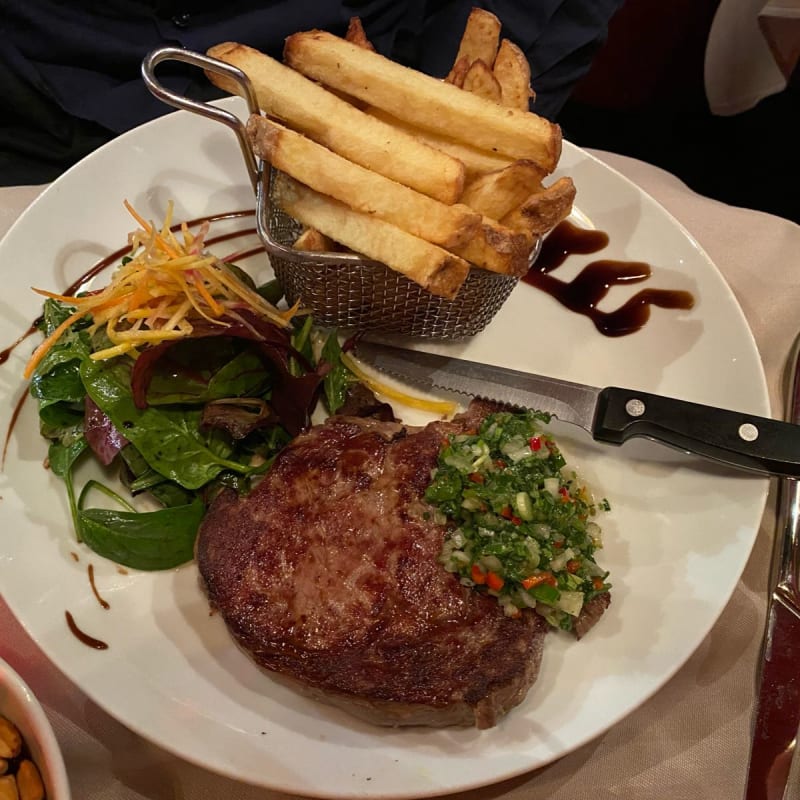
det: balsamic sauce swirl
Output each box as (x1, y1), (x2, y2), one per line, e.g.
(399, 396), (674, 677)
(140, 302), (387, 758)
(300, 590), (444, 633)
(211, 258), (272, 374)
(523, 220), (694, 336)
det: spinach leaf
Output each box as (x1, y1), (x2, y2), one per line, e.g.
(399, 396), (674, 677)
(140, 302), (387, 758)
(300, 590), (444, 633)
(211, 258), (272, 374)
(81, 358), (254, 490)
(48, 436), (89, 539)
(223, 262), (256, 289)
(321, 332), (350, 415)
(49, 436), (88, 479)
(38, 402), (84, 442)
(30, 361), (87, 408)
(206, 349), (271, 400)
(249, 424), (292, 459)
(148, 481), (198, 509)
(256, 278), (284, 306)
(290, 315), (314, 376)
(34, 299), (90, 370)
(144, 339), (270, 405)
(128, 468), (171, 493)
(30, 299), (91, 410)
(77, 497), (204, 570)
(28, 300), (93, 539)
(78, 478), (136, 512)
(198, 423), (236, 461)
(119, 444), (197, 507)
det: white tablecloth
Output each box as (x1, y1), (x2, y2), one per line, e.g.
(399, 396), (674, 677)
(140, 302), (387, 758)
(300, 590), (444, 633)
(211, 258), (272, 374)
(2, 151), (800, 799)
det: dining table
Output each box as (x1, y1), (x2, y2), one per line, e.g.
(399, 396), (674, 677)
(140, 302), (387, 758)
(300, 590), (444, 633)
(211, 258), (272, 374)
(1, 147), (799, 800)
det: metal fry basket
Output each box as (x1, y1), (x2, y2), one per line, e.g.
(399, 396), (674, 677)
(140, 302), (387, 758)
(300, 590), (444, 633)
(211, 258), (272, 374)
(142, 47), (534, 338)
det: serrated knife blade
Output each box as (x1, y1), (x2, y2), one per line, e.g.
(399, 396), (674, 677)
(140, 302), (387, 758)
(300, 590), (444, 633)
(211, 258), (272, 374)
(354, 341), (800, 478)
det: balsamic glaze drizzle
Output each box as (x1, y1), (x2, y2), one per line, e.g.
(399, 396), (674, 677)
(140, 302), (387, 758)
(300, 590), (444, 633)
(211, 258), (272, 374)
(523, 220), (694, 337)
(65, 610), (109, 650)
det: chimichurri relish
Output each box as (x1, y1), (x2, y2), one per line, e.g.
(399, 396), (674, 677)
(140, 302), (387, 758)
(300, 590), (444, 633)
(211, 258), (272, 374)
(424, 409), (611, 632)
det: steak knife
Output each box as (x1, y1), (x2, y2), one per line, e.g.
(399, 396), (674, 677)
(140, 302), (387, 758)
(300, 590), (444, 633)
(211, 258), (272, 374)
(354, 341), (800, 478)
(744, 333), (800, 799)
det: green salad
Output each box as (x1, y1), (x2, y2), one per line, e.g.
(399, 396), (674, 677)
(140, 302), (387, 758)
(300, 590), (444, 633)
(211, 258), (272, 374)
(425, 409), (610, 631)
(24, 203), (357, 572)
(29, 296), (354, 572)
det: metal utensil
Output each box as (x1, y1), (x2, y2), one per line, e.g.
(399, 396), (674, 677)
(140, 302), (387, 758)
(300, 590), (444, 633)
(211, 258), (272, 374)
(744, 335), (800, 798)
(354, 341), (800, 477)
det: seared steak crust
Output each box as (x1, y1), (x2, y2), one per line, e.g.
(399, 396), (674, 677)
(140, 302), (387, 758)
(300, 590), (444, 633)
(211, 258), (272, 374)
(197, 401), (548, 728)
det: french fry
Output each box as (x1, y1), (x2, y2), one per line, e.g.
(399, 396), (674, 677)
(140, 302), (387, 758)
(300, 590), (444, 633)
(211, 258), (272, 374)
(293, 227), (339, 252)
(252, 117), (534, 276)
(501, 177), (577, 236)
(450, 218), (534, 277)
(283, 31), (561, 171)
(331, 18), (374, 108)
(460, 160), (547, 220)
(247, 116), (481, 249)
(275, 174), (470, 299)
(446, 8), (502, 80)
(492, 38), (534, 110)
(206, 42), (466, 203)
(364, 106), (515, 179)
(461, 59), (502, 103)
(445, 55), (470, 87)
(345, 16), (374, 50)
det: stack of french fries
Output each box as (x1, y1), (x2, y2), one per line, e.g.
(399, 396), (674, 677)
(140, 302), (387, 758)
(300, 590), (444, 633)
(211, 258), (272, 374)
(206, 9), (575, 300)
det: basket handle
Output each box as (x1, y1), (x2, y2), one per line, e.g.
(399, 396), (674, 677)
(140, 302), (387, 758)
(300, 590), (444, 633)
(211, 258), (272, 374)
(140, 46), (366, 264)
(141, 47), (260, 191)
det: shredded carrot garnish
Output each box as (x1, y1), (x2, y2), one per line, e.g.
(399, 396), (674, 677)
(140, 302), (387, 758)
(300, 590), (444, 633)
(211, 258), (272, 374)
(191, 272), (224, 317)
(90, 342), (136, 361)
(123, 199), (179, 259)
(24, 201), (294, 379)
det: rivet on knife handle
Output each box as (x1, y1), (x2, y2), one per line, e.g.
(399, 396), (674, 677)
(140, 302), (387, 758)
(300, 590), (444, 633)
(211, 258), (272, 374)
(593, 388), (800, 477)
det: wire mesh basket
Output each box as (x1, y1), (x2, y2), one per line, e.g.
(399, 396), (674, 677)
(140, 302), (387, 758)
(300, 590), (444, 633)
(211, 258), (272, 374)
(142, 46), (536, 338)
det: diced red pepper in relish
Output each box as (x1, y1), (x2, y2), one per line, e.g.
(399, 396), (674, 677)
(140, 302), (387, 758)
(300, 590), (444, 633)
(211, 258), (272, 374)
(486, 571), (504, 591)
(471, 564), (487, 584)
(522, 572), (557, 589)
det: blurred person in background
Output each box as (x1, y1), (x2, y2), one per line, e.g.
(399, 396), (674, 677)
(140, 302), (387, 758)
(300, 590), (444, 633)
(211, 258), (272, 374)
(554, 0), (798, 222)
(0, 0), (624, 185)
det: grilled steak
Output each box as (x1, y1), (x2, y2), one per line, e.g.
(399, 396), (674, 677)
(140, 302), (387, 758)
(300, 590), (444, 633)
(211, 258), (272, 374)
(196, 401), (549, 728)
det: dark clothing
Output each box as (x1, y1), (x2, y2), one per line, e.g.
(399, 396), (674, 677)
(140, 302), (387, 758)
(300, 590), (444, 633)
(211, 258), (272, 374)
(0, 0), (623, 184)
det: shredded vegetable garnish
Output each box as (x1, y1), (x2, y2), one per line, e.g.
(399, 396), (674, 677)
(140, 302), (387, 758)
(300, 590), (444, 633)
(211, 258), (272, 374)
(24, 201), (296, 379)
(341, 352), (458, 417)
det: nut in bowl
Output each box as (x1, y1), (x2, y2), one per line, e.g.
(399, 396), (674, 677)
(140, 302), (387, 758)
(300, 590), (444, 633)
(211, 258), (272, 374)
(142, 7), (574, 338)
(0, 658), (70, 800)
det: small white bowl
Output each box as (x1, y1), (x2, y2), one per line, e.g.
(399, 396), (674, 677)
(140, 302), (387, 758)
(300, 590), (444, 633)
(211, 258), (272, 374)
(0, 657), (71, 799)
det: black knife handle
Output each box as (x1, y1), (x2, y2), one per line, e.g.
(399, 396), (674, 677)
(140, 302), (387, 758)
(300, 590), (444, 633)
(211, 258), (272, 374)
(593, 387), (800, 477)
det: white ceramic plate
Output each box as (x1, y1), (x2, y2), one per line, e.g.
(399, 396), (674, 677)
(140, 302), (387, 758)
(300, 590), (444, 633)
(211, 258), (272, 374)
(0, 97), (769, 799)
(0, 657), (71, 799)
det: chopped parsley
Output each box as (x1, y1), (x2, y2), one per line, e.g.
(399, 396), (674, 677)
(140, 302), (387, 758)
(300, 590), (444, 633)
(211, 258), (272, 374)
(425, 409), (610, 631)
